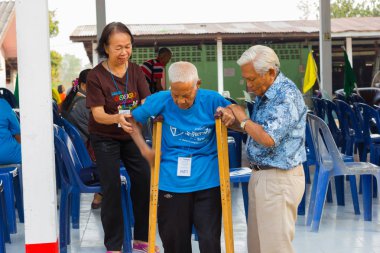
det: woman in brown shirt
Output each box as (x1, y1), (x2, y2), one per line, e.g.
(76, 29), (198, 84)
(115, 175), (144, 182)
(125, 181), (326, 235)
(86, 22), (155, 253)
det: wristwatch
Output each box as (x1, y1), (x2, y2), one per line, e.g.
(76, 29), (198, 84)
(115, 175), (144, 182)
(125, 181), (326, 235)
(240, 118), (250, 130)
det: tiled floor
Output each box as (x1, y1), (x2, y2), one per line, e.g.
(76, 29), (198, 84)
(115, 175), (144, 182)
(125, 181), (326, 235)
(6, 171), (380, 253)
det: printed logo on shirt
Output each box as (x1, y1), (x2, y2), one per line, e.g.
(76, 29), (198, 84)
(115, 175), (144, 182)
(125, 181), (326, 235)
(169, 126), (212, 144)
(112, 91), (139, 111)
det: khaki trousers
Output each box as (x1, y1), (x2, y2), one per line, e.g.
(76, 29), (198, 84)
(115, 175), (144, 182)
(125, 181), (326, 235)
(247, 164), (305, 253)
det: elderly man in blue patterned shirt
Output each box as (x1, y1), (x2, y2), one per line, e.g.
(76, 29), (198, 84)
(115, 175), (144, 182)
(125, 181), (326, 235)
(229, 45), (307, 253)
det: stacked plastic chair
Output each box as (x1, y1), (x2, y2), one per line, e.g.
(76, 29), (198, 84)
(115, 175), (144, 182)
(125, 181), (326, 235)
(306, 113), (380, 232)
(53, 125), (133, 253)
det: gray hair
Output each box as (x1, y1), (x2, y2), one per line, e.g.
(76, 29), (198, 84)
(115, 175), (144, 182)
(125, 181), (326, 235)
(237, 45), (280, 76)
(168, 61), (199, 86)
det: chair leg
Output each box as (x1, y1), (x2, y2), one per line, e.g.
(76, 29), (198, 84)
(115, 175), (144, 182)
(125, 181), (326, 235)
(0, 174), (16, 234)
(348, 175), (360, 215)
(362, 175), (373, 221)
(13, 173), (24, 223)
(311, 172), (330, 232)
(121, 182), (132, 253)
(0, 189), (10, 244)
(334, 176), (345, 206)
(71, 188), (80, 229)
(59, 187), (70, 253)
(307, 165), (319, 226)
(326, 182), (333, 203)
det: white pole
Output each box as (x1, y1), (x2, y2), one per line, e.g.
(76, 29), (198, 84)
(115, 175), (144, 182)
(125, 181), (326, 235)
(319, 0), (333, 98)
(15, 0), (59, 252)
(92, 41), (99, 67)
(96, 0), (106, 64)
(346, 37), (353, 66)
(216, 36), (224, 94)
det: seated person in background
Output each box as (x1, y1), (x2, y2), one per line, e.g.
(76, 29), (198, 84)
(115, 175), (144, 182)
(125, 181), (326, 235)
(58, 84), (66, 102)
(0, 98), (21, 164)
(52, 87), (62, 111)
(61, 69), (92, 143)
(61, 69), (102, 209)
(124, 61), (235, 253)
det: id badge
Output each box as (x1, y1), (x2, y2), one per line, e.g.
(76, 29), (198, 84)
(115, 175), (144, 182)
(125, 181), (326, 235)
(177, 157), (192, 177)
(118, 109), (130, 127)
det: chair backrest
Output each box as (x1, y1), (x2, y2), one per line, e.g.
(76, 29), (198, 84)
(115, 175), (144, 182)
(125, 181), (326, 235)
(53, 125), (87, 189)
(307, 113), (346, 174)
(350, 93), (366, 104)
(354, 103), (380, 147)
(52, 100), (64, 127)
(335, 99), (364, 141)
(61, 118), (93, 168)
(0, 88), (18, 108)
(322, 99), (342, 143)
(311, 97), (326, 120)
(305, 122), (316, 163)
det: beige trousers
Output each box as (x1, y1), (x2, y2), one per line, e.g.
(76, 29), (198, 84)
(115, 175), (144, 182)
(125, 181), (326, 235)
(247, 164), (305, 253)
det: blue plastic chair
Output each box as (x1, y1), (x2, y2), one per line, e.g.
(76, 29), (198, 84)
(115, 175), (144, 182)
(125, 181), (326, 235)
(61, 118), (134, 229)
(0, 165), (24, 235)
(311, 97), (326, 120)
(335, 99), (365, 157)
(306, 113), (380, 232)
(53, 125), (133, 253)
(353, 103), (380, 204)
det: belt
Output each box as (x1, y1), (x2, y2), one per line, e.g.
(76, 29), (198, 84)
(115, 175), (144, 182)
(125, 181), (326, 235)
(249, 163), (275, 171)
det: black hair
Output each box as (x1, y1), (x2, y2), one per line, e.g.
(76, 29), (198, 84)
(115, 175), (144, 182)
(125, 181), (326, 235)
(96, 22), (134, 58)
(57, 84), (64, 94)
(61, 69), (91, 115)
(158, 47), (172, 56)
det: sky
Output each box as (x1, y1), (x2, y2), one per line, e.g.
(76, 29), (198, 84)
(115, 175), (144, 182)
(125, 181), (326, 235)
(48, 0), (308, 67)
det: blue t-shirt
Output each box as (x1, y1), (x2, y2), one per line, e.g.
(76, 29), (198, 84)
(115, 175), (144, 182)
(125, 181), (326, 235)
(0, 99), (21, 164)
(133, 89), (230, 193)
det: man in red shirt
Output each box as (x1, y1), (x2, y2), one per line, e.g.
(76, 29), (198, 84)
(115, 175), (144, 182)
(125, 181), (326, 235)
(141, 47), (172, 93)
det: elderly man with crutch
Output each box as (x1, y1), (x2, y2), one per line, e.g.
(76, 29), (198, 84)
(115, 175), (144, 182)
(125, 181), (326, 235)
(123, 61), (235, 253)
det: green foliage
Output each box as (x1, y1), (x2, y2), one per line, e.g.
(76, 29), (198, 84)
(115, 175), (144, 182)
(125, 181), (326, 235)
(51, 50), (62, 87)
(59, 54), (82, 87)
(297, 0), (380, 19)
(331, 0), (380, 18)
(49, 11), (61, 86)
(49, 11), (59, 38)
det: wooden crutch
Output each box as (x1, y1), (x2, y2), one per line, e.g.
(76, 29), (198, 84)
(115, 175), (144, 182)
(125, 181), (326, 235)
(215, 112), (235, 253)
(148, 116), (163, 253)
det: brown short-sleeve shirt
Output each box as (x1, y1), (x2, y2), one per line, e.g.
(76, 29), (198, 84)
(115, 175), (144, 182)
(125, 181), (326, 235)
(86, 61), (151, 140)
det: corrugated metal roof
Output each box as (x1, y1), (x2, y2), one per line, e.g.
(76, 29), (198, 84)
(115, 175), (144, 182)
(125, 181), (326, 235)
(70, 17), (380, 39)
(0, 1), (15, 41)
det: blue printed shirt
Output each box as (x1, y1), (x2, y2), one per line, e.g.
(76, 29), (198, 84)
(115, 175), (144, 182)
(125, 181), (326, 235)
(246, 72), (307, 169)
(132, 89), (230, 193)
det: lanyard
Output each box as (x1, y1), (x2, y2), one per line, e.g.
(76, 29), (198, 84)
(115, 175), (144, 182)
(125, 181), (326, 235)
(107, 61), (128, 94)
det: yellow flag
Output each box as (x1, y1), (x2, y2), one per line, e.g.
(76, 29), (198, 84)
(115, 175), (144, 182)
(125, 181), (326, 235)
(303, 50), (318, 94)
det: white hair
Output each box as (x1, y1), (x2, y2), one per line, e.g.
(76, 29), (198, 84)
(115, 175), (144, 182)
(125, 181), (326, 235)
(168, 61), (199, 86)
(237, 45), (280, 76)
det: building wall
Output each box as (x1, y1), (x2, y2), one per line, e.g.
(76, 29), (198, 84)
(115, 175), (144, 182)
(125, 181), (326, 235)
(132, 43), (309, 101)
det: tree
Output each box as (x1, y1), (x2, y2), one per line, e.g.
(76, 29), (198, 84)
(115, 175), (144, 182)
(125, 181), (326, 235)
(50, 50), (62, 86)
(297, 0), (380, 20)
(59, 54), (82, 87)
(49, 11), (59, 37)
(49, 11), (62, 87)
